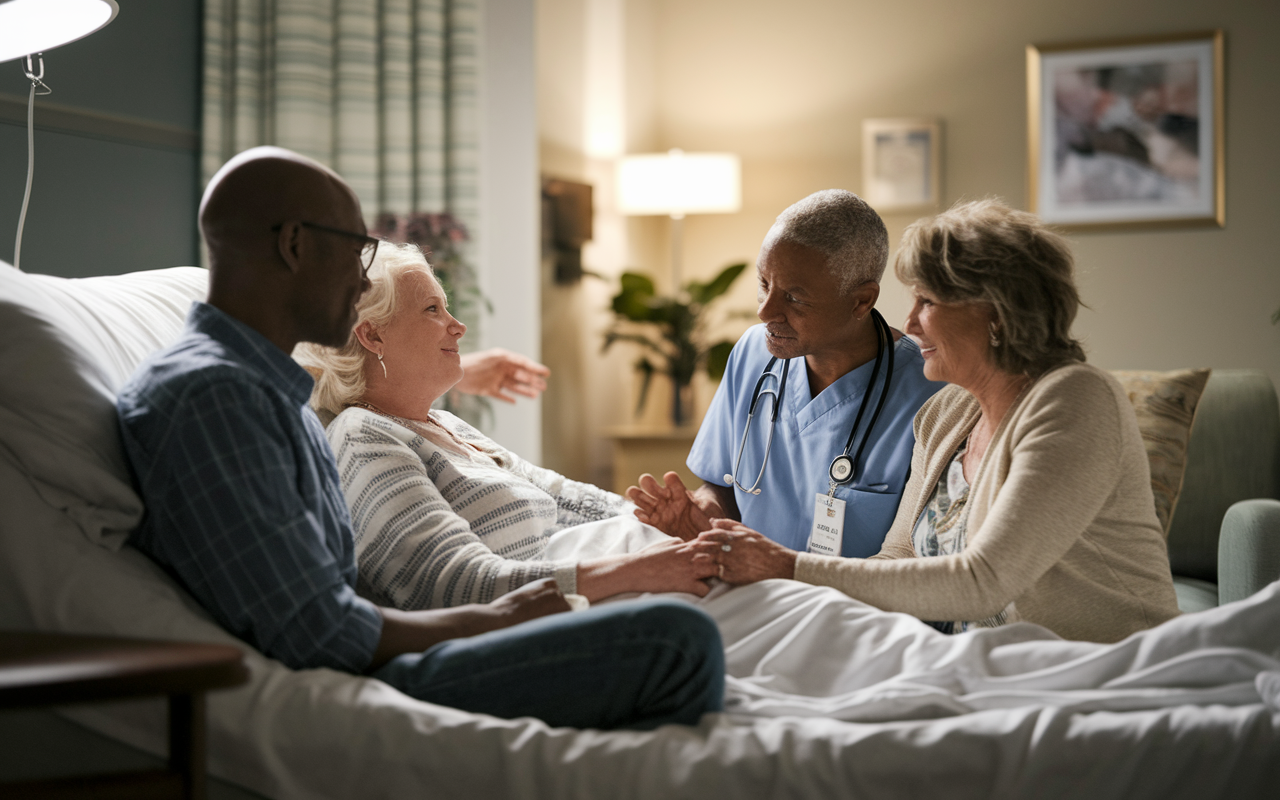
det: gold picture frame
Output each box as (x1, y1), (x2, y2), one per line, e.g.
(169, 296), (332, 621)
(1027, 30), (1224, 232)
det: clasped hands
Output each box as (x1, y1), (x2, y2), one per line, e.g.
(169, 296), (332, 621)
(626, 472), (798, 585)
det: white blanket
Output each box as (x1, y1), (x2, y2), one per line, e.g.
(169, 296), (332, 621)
(544, 517), (1280, 721)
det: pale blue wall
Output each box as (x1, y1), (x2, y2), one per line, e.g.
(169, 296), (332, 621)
(0, 0), (200, 277)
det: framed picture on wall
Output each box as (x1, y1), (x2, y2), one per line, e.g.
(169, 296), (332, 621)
(861, 118), (942, 212)
(1027, 30), (1224, 231)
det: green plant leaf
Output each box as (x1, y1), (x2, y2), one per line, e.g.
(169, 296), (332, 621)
(619, 271), (656, 295)
(612, 292), (652, 321)
(686, 262), (747, 305)
(704, 340), (735, 381)
(611, 272), (659, 321)
(640, 297), (674, 325)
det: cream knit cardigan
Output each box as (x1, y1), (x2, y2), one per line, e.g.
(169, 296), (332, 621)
(794, 362), (1182, 643)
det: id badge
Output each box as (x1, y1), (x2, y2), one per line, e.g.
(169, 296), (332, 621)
(808, 494), (846, 556)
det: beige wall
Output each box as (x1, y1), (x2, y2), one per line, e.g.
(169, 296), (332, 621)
(540, 0), (1280, 483)
(539, 0), (674, 486)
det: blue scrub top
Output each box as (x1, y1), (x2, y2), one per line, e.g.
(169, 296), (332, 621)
(687, 324), (944, 557)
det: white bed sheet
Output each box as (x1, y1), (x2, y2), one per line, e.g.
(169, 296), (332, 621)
(545, 518), (1280, 721)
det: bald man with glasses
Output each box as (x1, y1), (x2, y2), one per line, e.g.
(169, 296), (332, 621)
(117, 146), (725, 730)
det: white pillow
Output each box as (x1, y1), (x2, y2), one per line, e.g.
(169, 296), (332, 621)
(0, 262), (208, 549)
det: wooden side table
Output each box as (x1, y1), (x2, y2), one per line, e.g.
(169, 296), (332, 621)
(605, 424), (701, 495)
(0, 631), (249, 800)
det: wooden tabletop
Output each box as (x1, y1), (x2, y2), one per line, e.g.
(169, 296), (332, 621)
(604, 424), (700, 441)
(0, 631), (249, 710)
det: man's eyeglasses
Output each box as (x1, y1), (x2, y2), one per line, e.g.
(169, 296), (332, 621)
(272, 221), (380, 275)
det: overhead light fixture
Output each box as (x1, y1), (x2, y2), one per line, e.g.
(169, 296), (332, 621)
(616, 149), (741, 289)
(1, 0), (119, 271)
(0, 0), (119, 64)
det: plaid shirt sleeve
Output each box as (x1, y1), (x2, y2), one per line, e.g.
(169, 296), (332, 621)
(124, 376), (383, 672)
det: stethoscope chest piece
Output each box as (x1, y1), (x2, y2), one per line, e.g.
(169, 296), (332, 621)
(723, 473), (762, 495)
(829, 455), (854, 484)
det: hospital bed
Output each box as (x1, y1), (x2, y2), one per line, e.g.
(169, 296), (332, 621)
(1, 262), (1277, 798)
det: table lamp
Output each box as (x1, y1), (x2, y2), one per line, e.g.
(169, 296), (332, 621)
(616, 149), (741, 290)
(0, 0), (119, 271)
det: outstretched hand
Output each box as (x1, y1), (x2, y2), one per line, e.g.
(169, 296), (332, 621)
(626, 472), (714, 542)
(456, 348), (550, 403)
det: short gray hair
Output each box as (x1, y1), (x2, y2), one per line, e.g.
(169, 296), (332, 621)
(893, 199), (1085, 377)
(766, 189), (889, 294)
(294, 241), (435, 418)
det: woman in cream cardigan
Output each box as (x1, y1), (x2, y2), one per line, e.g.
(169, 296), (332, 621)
(295, 243), (715, 611)
(684, 199), (1181, 643)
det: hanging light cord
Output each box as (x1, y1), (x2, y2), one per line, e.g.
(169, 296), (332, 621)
(14, 54), (51, 272)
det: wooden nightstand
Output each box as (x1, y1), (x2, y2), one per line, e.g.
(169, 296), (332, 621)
(605, 424), (702, 494)
(0, 632), (249, 800)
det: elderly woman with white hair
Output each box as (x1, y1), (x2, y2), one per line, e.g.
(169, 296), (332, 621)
(296, 242), (716, 612)
(696, 199), (1182, 643)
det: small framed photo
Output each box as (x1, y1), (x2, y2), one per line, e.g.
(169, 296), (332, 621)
(861, 118), (942, 212)
(1027, 31), (1224, 231)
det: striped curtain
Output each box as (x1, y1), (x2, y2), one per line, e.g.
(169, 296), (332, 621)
(200, 0), (480, 234)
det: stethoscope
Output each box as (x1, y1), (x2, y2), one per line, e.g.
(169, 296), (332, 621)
(724, 308), (895, 495)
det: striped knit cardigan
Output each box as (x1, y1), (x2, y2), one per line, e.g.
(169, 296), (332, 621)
(327, 407), (631, 609)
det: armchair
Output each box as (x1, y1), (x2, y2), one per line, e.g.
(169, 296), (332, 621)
(1163, 370), (1280, 610)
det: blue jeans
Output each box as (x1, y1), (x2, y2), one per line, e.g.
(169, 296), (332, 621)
(370, 598), (725, 730)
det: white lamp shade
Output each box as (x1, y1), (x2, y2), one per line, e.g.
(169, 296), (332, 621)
(616, 150), (742, 216)
(0, 0), (118, 64)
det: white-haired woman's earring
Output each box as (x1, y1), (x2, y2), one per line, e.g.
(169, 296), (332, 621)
(989, 322), (1001, 348)
(377, 352), (387, 379)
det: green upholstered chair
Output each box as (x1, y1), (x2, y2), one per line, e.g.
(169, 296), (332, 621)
(1165, 370), (1280, 611)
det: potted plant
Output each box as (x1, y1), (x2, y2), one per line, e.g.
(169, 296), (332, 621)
(604, 262), (748, 427)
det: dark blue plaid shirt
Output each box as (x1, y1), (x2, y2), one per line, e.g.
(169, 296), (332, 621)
(118, 302), (382, 672)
